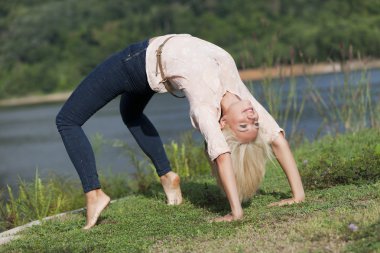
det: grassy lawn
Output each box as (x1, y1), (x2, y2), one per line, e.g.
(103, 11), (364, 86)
(1, 165), (379, 252)
(1, 129), (379, 252)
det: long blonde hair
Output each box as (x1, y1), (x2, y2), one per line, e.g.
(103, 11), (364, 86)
(210, 127), (273, 203)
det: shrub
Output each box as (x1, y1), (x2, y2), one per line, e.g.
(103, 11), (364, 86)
(296, 128), (380, 189)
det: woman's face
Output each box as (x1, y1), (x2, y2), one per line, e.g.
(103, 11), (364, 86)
(220, 100), (259, 143)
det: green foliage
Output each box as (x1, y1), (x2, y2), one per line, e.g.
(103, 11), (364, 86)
(110, 131), (209, 181)
(110, 138), (157, 193)
(164, 132), (210, 178)
(0, 169), (133, 231)
(98, 172), (131, 200)
(1, 0), (380, 98)
(92, 133), (157, 194)
(0, 170), (83, 231)
(296, 128), (380, 190)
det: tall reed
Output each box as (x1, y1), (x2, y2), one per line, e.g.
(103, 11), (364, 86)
(163, 131), (209, 178)
(0, 170), (83, 231)
(111, 131), (209, 181)
(308, 67), (379, 134)
(0, 168), (133, 231)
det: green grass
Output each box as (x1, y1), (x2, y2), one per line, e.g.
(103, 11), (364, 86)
(1, 128), (380, 252)
(295, 128), (380, 189)
(1, 157), (379, 252)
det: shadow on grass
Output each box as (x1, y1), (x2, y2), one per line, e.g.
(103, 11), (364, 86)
(181, 180), (230, 213)
(256, 189), (291, 200)
(140, 179), (293, 215)
(140, 180), (230, 214)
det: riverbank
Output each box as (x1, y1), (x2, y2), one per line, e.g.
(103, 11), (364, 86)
(0, 92), (72, 108)
(1, 59), (380, 108)
(239, 58), (380, 81)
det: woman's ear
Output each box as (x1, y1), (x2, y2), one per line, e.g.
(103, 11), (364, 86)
(219, 115), (227, 129)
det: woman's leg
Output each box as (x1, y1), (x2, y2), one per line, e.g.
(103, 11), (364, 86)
(56, 38), (149, 194)
(56, 54), (129, 193)
(56, 39), (153, 228)
(56, 50), (135, 229)
(120, 92), (183, 204)
(120, 92), (171, 176)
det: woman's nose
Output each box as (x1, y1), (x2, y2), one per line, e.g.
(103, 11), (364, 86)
(247, 114), (257, 121)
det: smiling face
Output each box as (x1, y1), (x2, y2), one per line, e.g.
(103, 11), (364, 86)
(220, 100), (259, 143)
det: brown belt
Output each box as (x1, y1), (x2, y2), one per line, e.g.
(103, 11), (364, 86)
(155, 36), (185, 98)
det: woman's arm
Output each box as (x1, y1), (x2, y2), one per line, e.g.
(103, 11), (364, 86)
(269, 133), (305, 206)
(213, 153), (244, 221)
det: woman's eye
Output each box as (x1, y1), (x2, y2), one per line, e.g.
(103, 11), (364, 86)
(240, 124), (247, 129)
(254, 122), (260, 128)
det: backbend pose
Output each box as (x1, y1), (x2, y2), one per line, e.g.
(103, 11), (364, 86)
(56, 34), (305, 229)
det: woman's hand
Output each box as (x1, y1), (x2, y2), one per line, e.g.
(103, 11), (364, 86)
(268, 197), (305, 207)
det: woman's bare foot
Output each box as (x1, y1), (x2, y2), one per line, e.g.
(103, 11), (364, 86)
(83, 189), (111, 230)
(160, 171), (183, 205)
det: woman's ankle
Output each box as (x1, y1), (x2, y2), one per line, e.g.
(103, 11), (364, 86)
(85, 189), (109, 202)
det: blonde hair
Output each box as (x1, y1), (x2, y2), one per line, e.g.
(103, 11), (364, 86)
(210, 127), (273, 203)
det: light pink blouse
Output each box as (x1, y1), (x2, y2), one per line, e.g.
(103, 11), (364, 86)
(146, 34), (284, 161)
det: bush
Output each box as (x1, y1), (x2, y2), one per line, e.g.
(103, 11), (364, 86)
(296, 128), (380, 189)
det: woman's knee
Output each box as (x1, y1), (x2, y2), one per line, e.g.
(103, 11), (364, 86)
(119, 92), (153, 126)
(55, 111), (66, 131)
(120, 101), (141, 126)
(55, 110), (76, 132)
(121, 112), (140, 127)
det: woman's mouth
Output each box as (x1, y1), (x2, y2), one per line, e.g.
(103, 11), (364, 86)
(243, 107), (254, 113)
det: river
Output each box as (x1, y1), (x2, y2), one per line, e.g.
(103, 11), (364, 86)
(1, 68), (379, 189)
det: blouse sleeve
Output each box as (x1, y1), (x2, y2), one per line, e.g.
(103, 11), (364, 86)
(190, 105), (230, 161)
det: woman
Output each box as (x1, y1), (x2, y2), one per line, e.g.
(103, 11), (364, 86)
(56, 34), (305, 229)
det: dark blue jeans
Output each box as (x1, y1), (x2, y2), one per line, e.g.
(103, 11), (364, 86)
(56, 39), (171, 193)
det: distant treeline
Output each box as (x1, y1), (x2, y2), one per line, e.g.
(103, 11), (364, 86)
(0, 0), (379, 98)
